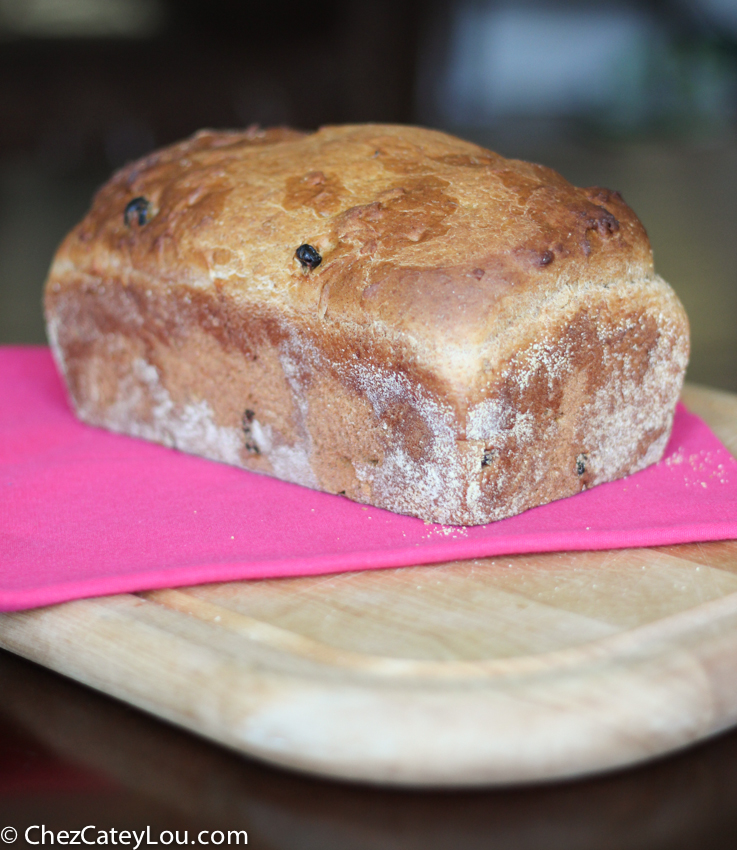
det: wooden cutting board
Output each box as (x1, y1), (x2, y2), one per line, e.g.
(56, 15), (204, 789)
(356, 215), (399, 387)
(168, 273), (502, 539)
(1, 383), (736, 788)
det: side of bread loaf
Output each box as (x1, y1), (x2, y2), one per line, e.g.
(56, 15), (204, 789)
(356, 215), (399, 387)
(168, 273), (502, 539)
(44, 124), (689, 525)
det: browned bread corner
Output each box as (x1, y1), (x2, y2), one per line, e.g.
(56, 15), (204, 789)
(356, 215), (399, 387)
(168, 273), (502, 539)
(44, 124), (689, 525)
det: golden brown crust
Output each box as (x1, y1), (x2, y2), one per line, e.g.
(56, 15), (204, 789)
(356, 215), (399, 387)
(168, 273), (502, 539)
(45, 124), (688, 525)
(51, 125), (652, 356)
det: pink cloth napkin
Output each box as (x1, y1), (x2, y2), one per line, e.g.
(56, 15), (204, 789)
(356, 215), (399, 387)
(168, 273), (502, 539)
(2, 345), (736, 611)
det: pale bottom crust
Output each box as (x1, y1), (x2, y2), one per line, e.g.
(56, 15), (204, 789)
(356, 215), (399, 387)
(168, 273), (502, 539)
(46, 280), (688, 525)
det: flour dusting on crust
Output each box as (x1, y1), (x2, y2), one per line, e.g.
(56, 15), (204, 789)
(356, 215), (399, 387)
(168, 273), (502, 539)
(80, 357), (243, 466)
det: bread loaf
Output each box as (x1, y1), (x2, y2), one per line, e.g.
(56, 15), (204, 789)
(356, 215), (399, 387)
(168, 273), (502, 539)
(44, 124), (689, 525)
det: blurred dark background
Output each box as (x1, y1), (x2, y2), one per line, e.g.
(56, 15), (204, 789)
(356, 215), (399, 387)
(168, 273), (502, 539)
(1, 0), (736, 391)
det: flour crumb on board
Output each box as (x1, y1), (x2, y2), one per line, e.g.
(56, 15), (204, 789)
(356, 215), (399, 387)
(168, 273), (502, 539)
(663, 445), (734, 487)
(419, 524), (469, 540)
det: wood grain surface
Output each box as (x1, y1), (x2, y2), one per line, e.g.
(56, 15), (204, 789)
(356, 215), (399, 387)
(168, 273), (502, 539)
(1, 383), (736, 787)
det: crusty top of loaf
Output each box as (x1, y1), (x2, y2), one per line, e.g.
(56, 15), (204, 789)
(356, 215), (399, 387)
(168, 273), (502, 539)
(49, 124), (657, 385)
